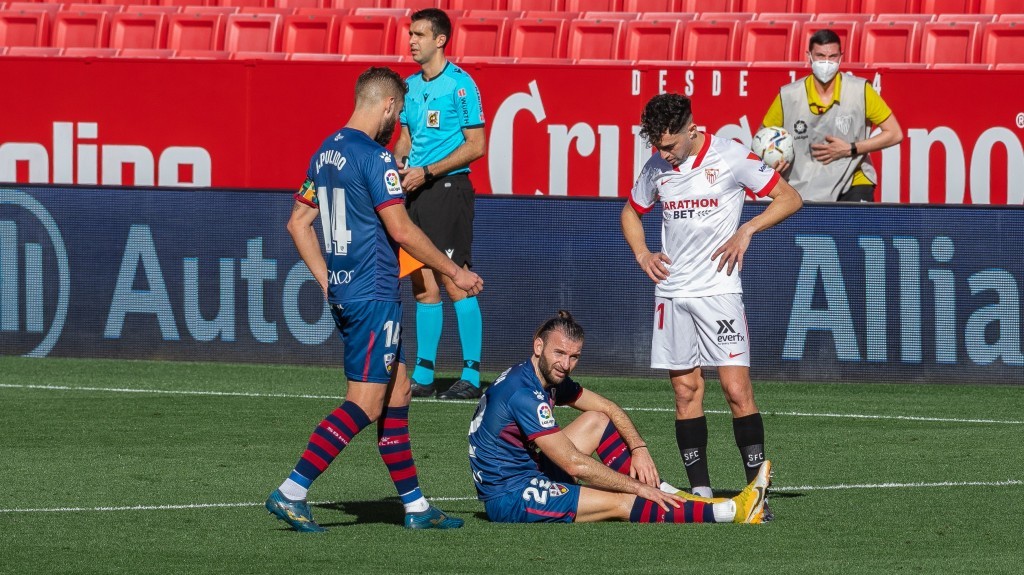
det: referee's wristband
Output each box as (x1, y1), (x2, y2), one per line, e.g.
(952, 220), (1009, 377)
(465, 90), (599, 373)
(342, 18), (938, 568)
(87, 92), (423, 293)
(630, 445), (648, 453)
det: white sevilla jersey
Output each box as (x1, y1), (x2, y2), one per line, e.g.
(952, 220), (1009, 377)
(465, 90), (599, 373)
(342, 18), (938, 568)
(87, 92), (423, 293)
(629, 133), (779, 298)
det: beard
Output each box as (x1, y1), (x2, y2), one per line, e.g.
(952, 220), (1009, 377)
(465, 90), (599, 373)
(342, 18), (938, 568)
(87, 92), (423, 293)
(375, 116), (398, 147)
(537, 354), (566, 387)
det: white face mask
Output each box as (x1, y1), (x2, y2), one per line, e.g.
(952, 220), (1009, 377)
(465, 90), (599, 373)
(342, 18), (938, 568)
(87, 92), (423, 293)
(811, 59), (840, 83)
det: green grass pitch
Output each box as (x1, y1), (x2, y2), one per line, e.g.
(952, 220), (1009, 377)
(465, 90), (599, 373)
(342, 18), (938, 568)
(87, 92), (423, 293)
(1, 356), (1022, 575)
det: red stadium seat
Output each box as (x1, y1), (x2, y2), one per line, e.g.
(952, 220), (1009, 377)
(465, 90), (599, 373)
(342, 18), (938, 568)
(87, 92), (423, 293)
(523, 9), (578, 18)
(980, 22), (1024, 64)
(109, 11), (167, 48)
(623, 0), (680, 10)
(240, 6), (296, 15)
(999, 14), (1024, 22)
(167, 12), (225, 50)
(6, 45), (61, 55)
(451, 0), (509, 10)
(159, 0), (208, 7)
(699, 12), (754, 21)
(876, 13), (934, 23)
(812, 13), (872, 23)
(801, 20), (860, 60)
(282, 12), (337, 52)
(353, 7), (412, 17)
(455, 54), (517, 62)
(100, 0), (158, 8)
(995, 61), (1024, 69)
(229, 49), (286, 57)
(757, 13), (815, 22)
(466, 9), (524, 17)
(861, 0), (920, 13)
(337, 13), (396, 55)
(680, 19), (739, 61)
(640, 11), (695, 20)
(296, 6), (351, 15)
(218, 0), (270, 8)
(224, 13), (280, 51)
(920, 21), (980, 63)
(566, 17), (622, 59)
(183, 6), (241, 15)
(0, 10), (50, 46)
(63, 4), (125, 15)
(739, 19), (800, 61)
(860, 20), (920, 62)
(327, 0), (376, 8)
(129, 6), (185, 14)
(449, 15), (509, 57)
(582, 10), (639, 19)
(508, 0), (565, 10)
(52, 12), (110, 48)
(173, 48), (230, 56)
(802, 0), (860, 12)
(9, 2), (60, 19)
(622, 18), (681, 60)
(980, 0), (1024, 13)
(680, 0), (738, 10)
(918, 0), (977, 13)
(117, 47), (176, 56)
(739, 0), (801, 11)
(344, 52), (404, 61)
(936, 13), (994, 23)
(274, 0), (325, 8)
(287, 50), (345, 58)
(392, 0), (449, 9)
(565, 0), (622, 11)
(61, 46), (119, 56)
(508, 16), (567, 57)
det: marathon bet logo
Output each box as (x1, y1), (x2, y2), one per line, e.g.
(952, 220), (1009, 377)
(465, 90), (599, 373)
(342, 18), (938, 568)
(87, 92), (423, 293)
(0, 190), (70, 357)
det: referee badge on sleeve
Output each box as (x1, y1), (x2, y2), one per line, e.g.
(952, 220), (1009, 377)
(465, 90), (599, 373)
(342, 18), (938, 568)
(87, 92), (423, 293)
(427, 110), (440, 128)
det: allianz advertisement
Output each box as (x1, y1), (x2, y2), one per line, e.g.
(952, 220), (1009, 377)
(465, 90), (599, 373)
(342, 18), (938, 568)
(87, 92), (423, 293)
(2, 187), (1022, 384)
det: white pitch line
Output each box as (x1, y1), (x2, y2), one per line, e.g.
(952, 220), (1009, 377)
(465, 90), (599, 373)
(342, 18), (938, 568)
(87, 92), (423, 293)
(1, 383), (1022, 425)
(1, 481), (1019, 514)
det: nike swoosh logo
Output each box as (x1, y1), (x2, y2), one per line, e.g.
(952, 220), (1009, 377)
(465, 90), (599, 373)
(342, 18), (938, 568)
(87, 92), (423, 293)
(660, 179), (670, 185)
(755, 486), (765, 509)
(729, 352), (746, 358)
(684, 458), (701, 467)
(746, 460), (764, 468)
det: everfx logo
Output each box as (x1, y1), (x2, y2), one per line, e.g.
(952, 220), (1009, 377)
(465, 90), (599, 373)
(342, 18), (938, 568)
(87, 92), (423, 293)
(716, 319), (736, 334)
(0, 190), (70, 357)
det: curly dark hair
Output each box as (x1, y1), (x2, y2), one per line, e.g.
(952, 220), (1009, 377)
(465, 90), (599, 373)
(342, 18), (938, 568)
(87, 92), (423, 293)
(639, 93), (693, 148)
(534, 310), (585, 343)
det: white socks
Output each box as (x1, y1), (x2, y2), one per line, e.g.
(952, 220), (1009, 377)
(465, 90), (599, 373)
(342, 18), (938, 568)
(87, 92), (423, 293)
(712, 500), (737, 523)
(279, 479), (308, 501)
(404, 496), (429, 513)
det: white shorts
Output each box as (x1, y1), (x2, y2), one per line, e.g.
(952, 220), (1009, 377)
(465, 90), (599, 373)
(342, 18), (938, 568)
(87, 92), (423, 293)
(650, 293), (750, 370)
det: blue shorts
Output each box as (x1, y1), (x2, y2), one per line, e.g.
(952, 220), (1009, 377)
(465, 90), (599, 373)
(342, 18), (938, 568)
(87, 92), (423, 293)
(331, 300), (404, 384)
(483, 474), (581, 524)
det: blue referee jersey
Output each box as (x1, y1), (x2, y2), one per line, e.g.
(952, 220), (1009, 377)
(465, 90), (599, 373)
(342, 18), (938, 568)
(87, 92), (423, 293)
(294, 127), (405, 304)
(400, 61), (484, 173)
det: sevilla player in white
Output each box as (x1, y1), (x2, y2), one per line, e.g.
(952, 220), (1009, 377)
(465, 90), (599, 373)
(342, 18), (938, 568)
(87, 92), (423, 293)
(621, 93), (802, 520)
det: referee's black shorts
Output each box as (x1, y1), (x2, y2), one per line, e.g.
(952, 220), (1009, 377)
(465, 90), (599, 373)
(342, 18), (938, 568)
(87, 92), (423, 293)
(406, 173), (475, 268)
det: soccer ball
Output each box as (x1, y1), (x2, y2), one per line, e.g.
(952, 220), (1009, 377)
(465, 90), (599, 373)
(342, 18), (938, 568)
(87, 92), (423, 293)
(751, 126), (795, 167)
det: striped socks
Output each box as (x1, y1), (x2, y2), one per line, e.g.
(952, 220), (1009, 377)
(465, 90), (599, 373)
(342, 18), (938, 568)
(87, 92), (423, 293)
(378, 406), (427, 513)
(279, 401), (371, 501)
(597, 422), (632, 475)
(628, 497), (719, 524)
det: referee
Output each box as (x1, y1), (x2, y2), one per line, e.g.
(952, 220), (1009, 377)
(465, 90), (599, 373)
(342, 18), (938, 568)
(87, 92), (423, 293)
(396, 8), (487, 400)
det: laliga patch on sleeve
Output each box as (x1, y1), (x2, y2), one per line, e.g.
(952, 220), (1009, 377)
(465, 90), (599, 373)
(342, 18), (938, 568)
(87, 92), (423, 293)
(384, 169), (402, 195)
(537, 403), (556, 428)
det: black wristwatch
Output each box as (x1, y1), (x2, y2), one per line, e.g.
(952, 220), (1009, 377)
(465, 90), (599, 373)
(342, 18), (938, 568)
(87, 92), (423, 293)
(422, 165), (434, 181)
(850, 142), (858, 156)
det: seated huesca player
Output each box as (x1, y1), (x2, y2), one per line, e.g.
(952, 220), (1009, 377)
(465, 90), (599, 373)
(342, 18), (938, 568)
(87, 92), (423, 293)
(467, 310), (771, 525)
